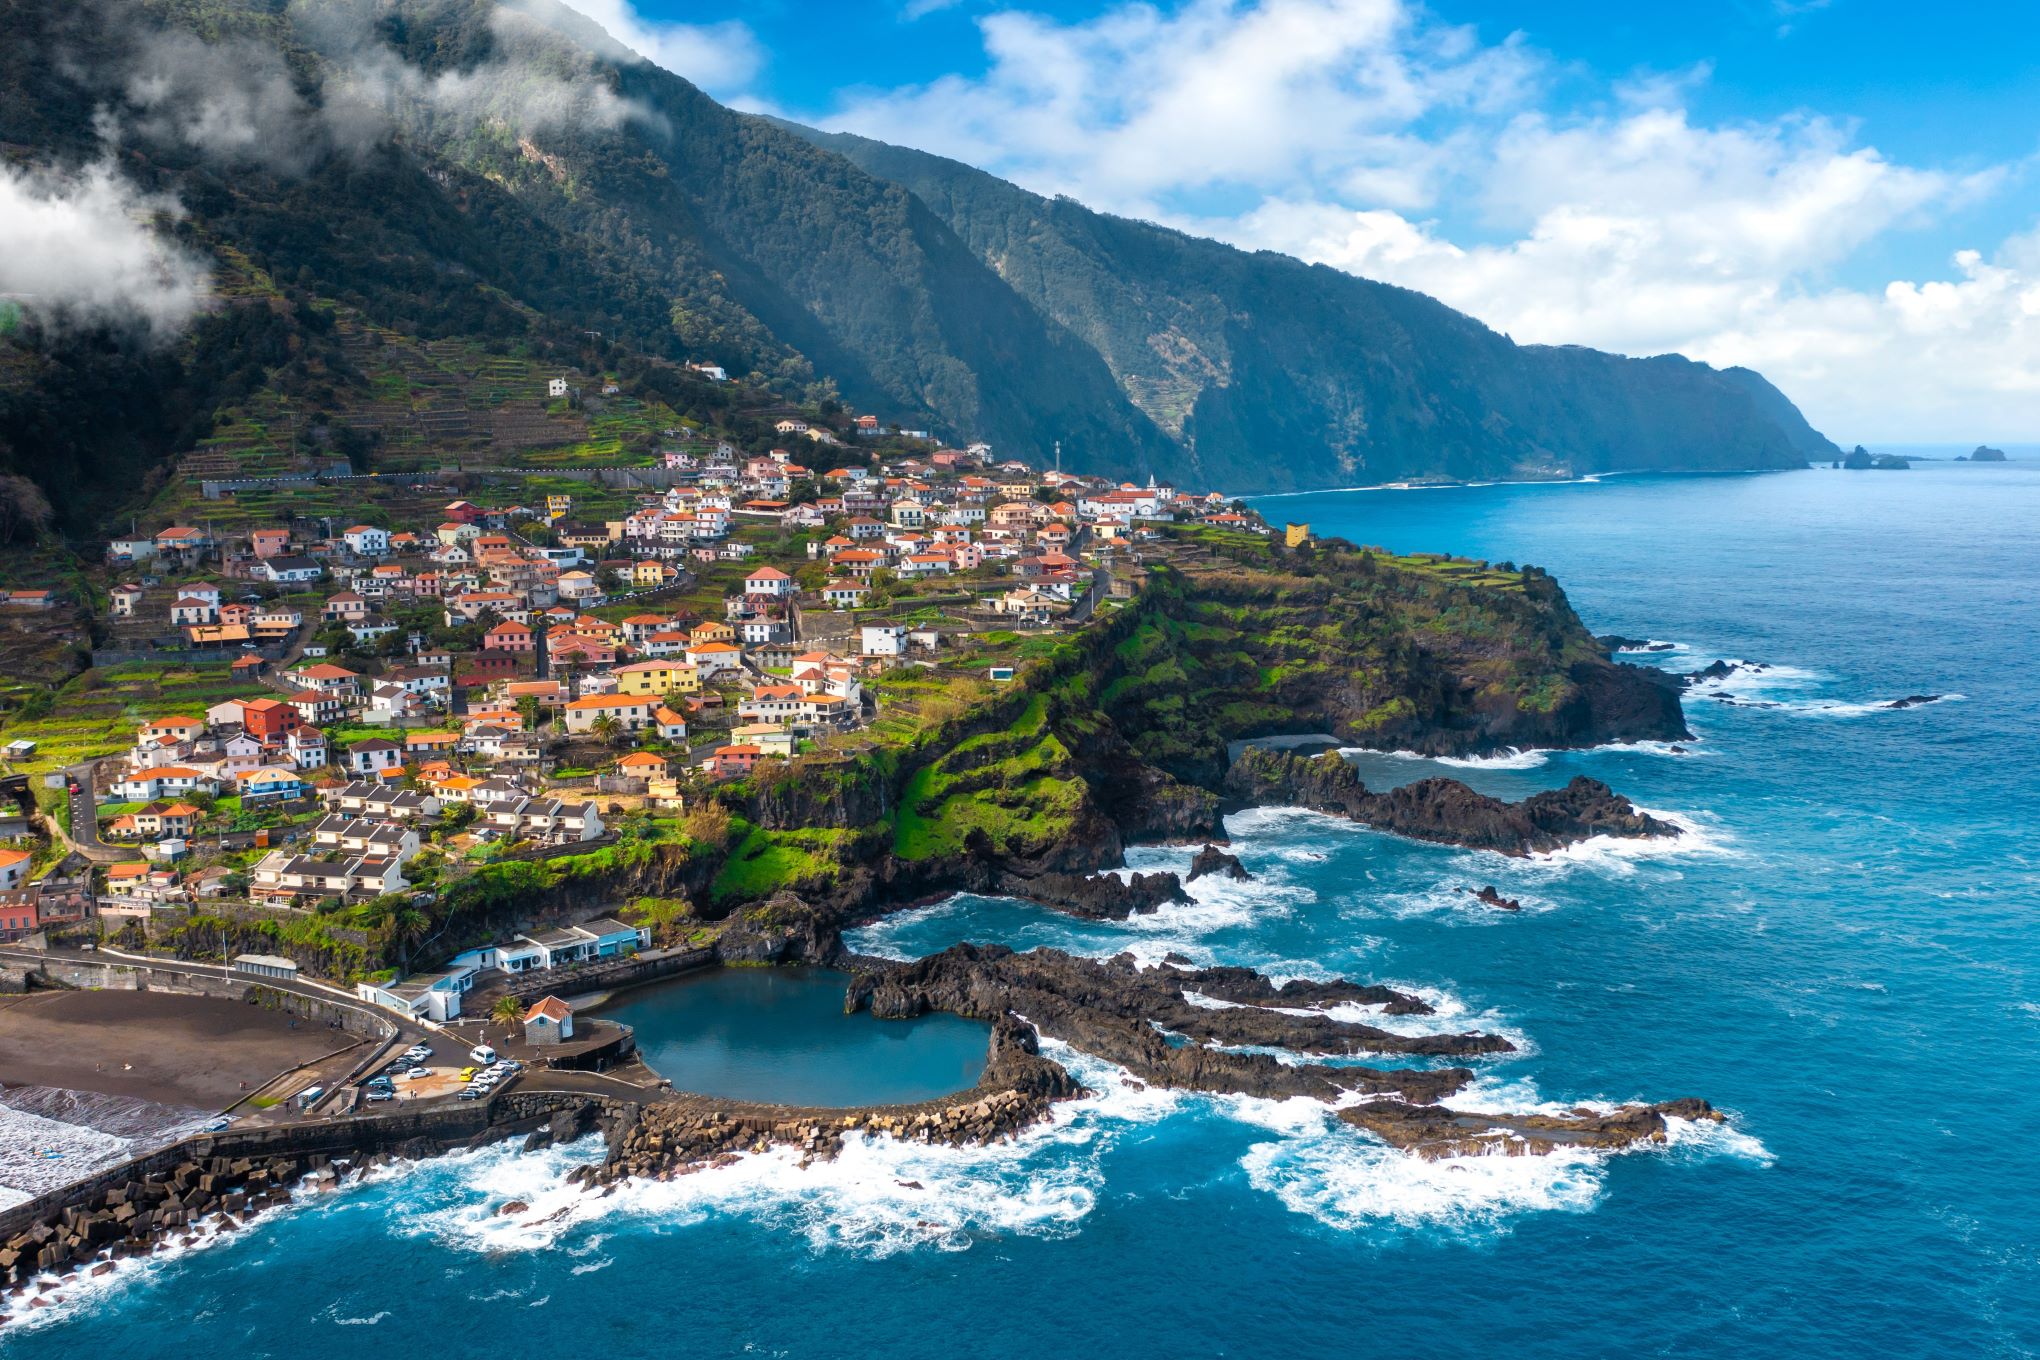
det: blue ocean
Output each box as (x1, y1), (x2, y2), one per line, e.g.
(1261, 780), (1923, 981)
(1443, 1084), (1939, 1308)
(10, 464), (2038, 1357)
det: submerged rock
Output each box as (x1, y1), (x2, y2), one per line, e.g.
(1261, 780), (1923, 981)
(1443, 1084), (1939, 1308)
(1185, 844), (1251, 882)
(1682, 658), (1770, 687)
(1339, 1097), (1723, 1160)
(1460, 884), (1522, 911)
(996, 870), (1187, 920)
(1885, 694), (1943, 709)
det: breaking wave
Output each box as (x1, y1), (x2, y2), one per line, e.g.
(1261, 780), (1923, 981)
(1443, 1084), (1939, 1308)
(0, 1086), (217, 1206)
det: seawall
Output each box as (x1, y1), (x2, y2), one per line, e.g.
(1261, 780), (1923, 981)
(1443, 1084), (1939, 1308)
(0, 1086), (638, 1286)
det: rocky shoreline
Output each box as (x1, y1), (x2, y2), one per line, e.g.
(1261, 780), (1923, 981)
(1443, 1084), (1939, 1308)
(1340, 1097), (1724, 1159)
(2, 741), (1712, 1303)
(1223, 747), (1677, 855)
(1, 924), (1727, 1303)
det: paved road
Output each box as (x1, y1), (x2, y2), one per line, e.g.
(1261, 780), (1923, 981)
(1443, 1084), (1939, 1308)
(58, 760), (125, 864)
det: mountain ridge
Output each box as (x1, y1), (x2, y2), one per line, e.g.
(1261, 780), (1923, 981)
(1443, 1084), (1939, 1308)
(0, 0), (1831, 533)
(782, 122), (1835, 490)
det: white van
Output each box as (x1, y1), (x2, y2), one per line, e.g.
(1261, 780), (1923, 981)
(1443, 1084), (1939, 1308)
(468, 1045), (497, 1065)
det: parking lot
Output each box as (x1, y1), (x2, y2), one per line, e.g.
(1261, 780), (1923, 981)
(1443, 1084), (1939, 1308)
(357, 1040), (523, 1107)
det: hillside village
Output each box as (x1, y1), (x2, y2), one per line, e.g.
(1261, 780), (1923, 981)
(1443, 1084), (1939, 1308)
(0, 389), (1273, 1021)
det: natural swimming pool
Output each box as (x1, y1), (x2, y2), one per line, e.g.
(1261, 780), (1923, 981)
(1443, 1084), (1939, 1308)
(595, 966), (990, 1107)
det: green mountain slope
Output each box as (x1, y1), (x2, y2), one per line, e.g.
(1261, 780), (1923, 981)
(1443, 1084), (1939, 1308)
(787, 125), (1836, 489)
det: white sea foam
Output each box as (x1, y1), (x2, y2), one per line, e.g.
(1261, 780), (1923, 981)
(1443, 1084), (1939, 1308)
(1679, 661), (1955, 721)
(1777, 692), (1965, 719)
(383, 1041), (1192, 1262)
(0, 1104), (139, 1203)
(1178, 984), (1529, 1057)
(1238, 1068), (1771, 1234)
(1241, 1119), (1610, 1232)
(1518, 805), (1738, 876)
(329, 1308), (392, 1326)
(1220, 804), (1375, 841)
(0, 1165), (335, 1333)
(1355, 746), (1552, 770)
(1374, 880), (1560, 921)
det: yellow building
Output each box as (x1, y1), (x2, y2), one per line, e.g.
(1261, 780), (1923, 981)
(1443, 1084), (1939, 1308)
(613, 660), (702, 697)
(1284, 522), (1312, 548)
(547, 493), (573, 521)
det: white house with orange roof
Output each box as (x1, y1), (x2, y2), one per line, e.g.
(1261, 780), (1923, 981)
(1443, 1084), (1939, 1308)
(686, 640), (745, 676)
(563, 693), (656, 736)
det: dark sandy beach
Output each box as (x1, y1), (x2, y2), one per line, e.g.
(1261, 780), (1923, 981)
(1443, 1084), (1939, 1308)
(0, 991), (346, 1111)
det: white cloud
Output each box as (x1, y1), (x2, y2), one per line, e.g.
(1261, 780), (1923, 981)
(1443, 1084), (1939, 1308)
(825, 0), (1536, 217)
(819, 0), (2040, 439)
(122, 30), (324, 174)
(1213, 108), (2025, 438)
(0, 161), (212, 335)
(536, 0), (763, 95)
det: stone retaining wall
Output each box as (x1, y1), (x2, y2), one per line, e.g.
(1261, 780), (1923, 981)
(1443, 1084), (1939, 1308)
(504, 945), (714, 1005)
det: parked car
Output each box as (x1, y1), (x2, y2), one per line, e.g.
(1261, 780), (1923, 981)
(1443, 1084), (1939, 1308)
(402, 1066), (429, 1081)
(459, 1066), (477, 1082)
(458, 1087), (484, 1101)
(469, 1045), (497, 1065)
(365, 1089), (393, 1103)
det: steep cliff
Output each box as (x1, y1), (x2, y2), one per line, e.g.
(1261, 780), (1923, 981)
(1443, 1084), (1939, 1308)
(788, 125), (1836, 490)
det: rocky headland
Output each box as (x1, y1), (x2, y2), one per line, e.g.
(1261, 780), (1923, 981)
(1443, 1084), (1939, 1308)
(1223, 748), (1675, 856)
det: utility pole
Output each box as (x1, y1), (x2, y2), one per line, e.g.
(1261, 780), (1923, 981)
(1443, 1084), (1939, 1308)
(1054, 440), (1061, 475)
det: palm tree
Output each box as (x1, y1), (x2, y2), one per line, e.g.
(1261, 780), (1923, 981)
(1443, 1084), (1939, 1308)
(490, 994), (525, 1031)
(591, 714), (623, 747)
(387, 905), (430, 969)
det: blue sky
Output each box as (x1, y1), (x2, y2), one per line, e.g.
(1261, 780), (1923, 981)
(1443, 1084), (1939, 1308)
(559, 0), (2040, 439)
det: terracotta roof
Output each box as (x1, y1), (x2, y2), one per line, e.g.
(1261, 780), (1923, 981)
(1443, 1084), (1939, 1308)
(524, 996), (572, 1024)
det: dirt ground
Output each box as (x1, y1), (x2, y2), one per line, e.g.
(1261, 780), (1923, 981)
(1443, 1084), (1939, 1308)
(0, 990), (349, 1112)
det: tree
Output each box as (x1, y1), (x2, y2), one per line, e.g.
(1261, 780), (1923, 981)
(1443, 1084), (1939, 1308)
(490, 994), (525, 1028)
(516, 694), (540, 732)
(387, 906), (430, 968)
(0, 474), (54, 544)
(591, 714), (622, 746)
(681, 799), (731, 851)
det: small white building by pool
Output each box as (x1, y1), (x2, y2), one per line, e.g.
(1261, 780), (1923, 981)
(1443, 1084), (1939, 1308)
(523, 996), (574, 1046)
(355, 965), (474, 1023)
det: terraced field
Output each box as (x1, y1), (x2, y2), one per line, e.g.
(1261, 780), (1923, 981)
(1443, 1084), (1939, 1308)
(0, 663), (273, 779)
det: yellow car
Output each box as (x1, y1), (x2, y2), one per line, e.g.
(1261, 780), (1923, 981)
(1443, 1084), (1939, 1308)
(459, 1066), (477, 1081)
